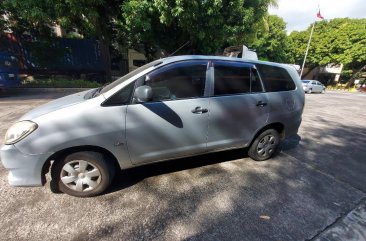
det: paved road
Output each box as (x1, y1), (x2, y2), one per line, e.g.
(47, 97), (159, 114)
(0, 90), (365, 241)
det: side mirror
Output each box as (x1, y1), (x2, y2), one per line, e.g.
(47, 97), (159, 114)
(134, 85), (152, 103)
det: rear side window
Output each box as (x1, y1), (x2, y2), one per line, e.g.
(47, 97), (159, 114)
(214, 61), (263, 96)
(256, 64), (296, 92)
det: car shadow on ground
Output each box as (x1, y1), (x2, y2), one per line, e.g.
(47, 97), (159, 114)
(278, 134), (301, 152)
(106, 148), (250, 195)
(105, 134), (302, 195)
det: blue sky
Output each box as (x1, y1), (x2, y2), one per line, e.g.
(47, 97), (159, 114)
(269, 0), (366, 33)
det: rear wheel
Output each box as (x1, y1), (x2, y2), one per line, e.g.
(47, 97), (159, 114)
(248, 129), (280, 161)
(51, 151), (114, 197)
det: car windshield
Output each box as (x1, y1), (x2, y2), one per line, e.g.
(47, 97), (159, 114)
(302, 80), (310, 83)
(99, 60), (162, 94)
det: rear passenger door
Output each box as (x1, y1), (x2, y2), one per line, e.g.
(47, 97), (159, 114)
(207, 61), (269, 151)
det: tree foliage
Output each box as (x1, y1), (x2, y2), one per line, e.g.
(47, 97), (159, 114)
(248, 15), (292, 63)
(117, 0), (277, 58)
(289, 18), (366, 75)
(1, 0), (278, 75)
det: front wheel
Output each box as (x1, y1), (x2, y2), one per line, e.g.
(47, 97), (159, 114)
(51, 151), (114, 197)
(308, 89), (312, 94)
(248, 129), (280, 161)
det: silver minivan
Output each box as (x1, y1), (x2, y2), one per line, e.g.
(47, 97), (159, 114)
(1, 56), (304, 197)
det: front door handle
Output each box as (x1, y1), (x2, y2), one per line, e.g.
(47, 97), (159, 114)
(192, 106), (208, 114)
(256, 101), (267, 107)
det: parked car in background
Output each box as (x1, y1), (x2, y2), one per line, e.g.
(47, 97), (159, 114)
(0, 52), (21, 90)
(1, 55), (305, 197)
(302, 80), (325, 93)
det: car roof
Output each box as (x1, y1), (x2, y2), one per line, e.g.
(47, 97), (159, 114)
(159, 55), (289, 69)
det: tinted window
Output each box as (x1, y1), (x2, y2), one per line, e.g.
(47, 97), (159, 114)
(145, 61), (207, 101)
(302, 80), (310, 83)
(102, 81), (135, 106)
(256, 64), (296, 92)
(214, 61), (262, 96)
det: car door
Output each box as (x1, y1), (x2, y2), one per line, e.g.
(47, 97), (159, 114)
(206, 60), (269, 150)
(126, 60), (210, 165)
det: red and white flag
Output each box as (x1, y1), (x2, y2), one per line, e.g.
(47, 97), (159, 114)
(316, 10), (324, 20)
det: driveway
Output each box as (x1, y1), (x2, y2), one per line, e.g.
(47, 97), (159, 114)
(0, 90), (365, 241)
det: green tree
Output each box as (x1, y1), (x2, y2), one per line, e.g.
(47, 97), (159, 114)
(289, 18), (366, 78)
(2, 0), (278, 76)
(117, 0), (277, 59)
(248, 15), (293, 63)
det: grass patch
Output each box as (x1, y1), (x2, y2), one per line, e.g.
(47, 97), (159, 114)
(326, 86), (358, 92)
(22, 78), (101, 88)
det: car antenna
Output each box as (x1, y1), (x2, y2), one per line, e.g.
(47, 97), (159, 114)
(169, 41), (190, 56)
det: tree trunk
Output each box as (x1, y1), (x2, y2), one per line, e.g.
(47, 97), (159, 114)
(96, 24), (112, 83)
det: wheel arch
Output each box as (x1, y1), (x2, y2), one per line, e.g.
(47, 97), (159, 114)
(249, 122), (285, 147)
(42, 145), (120, 184)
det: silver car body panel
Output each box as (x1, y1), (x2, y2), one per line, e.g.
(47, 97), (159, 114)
(126, 98), (209, 164)
(22, 90), (90, 120)
(302, 80), (325, 93)
(207, 93), (269, 150)
(1, 55), (305, 186)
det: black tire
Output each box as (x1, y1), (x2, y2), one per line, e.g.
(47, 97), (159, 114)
(248, 129), (280, 161)
(308, 89), (312, 94)
(51, 151), (114, 197)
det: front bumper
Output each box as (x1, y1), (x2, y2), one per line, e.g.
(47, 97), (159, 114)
(303, 86), (309, 92)
(0, 145), (51, 186)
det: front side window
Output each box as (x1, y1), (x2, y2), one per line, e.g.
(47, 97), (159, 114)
(256, 64), (296, 92)
(213, 61), (262, 96)
(143, 61), (208, 101)
(102, 81), (135, 106)
(100, 60), (162, 94)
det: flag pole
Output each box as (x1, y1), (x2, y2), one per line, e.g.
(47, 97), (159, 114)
(300, 21), (316, 79)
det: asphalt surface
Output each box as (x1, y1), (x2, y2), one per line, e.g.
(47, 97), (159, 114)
(0, 89), (365, 241)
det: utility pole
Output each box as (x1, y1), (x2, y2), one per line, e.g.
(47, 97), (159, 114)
(300, 21), (316, 79)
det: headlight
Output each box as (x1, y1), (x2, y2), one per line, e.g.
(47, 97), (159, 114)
(4, 121), (38, 145)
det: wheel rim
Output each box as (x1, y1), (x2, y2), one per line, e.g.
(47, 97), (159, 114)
(256, 134), (277, 157)
(60, 160), (101, 192)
